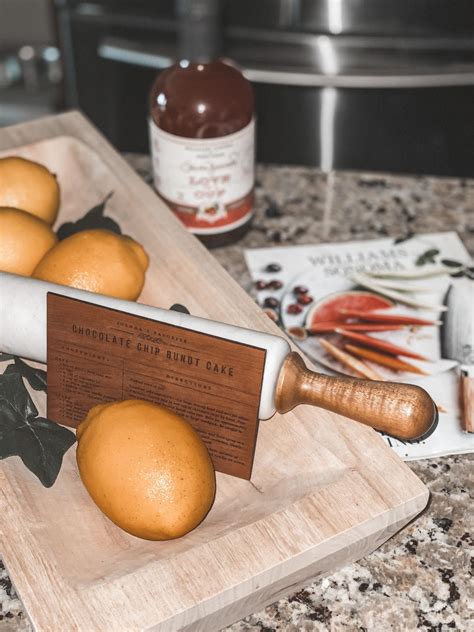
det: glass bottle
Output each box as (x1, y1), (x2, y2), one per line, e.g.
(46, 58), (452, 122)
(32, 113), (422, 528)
(149, 0), (255, 247)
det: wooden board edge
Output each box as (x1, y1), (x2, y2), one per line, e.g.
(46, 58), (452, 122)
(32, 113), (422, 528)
(0, 467), (428, 632)
(150, 489), (428, 631)
(0, 110), (89, 150)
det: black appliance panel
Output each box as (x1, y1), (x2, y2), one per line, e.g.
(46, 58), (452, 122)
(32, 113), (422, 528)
(55, 0), (474, 177)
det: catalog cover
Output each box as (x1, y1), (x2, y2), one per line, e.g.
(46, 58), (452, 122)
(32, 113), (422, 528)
(245, 231), (474, 460)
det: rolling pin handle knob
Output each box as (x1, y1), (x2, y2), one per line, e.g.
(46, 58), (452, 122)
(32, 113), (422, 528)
(275, 352), (437, 441)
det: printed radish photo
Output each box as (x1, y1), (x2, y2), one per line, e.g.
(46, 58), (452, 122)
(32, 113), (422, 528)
(245, 233), (474, 460)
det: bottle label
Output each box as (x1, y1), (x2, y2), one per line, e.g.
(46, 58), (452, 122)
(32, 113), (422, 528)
(149, 118), (255, 235)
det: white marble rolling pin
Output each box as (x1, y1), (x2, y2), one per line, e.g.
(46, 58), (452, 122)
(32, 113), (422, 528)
(0, 271), (437, 440)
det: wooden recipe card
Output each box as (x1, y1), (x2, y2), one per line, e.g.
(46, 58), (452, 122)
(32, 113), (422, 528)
(47, 293), (267, 479)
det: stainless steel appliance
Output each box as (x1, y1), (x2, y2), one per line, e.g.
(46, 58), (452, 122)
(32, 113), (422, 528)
(55, 0), (474, 176)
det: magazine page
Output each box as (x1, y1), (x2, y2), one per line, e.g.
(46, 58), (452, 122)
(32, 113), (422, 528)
(244, 231), (474, 460)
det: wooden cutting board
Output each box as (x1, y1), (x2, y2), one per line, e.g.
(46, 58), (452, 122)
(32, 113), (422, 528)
(0, 112), (428, 632)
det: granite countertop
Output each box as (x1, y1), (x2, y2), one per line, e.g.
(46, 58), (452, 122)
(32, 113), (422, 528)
(2, 159), (473, 632)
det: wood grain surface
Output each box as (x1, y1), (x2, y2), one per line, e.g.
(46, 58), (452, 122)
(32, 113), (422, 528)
(460, 375), (474, 432)
(47, 293), (266, 479)
(0, 112), (429, 632)
(276, 352), (436, 440)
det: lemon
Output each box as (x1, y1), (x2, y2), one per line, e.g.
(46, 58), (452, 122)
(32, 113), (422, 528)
(0, 206), (57, 276)
(0, 156), (60, 225)
(32, 228), (149, 301)
(76, 400), (216, 540)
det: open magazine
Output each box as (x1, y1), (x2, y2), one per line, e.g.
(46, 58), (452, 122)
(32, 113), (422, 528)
(244, 231), (474, 460)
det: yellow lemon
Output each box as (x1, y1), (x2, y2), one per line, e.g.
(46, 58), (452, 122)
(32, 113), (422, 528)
(76, 400), (216, 540)
(0, 157), (60, 224)
(32, 228), (149, 300)
(0, 206), (57, 276)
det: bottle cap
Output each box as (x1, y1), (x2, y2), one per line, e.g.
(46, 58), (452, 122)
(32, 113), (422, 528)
(177, 0), (222, 62)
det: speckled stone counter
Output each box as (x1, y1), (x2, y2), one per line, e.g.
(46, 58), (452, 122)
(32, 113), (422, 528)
(2, 160), (473, 632)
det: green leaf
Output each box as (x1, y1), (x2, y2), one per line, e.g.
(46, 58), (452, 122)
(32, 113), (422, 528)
(440, 259), (463, 268)
(416, 248), (440, 266)
(0, 371), (37, 420)
(0, 372), (76, 487)
(57, 192), (120, 240)
(4, 358), (47, 392)
(169, 303), (191, 314)
(393, 231), (415, 245)
(12, 417), (76, 487)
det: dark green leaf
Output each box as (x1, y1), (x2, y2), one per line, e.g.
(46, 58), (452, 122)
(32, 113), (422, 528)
(57, 192), (120, 240)
(0, 372), (76, 487)
(441, 259), (463, 268)
(0, 401), (24, 459)
(449, 271), (466, 278)
(169, 303), (191, 314)
(5, 358), (47, 392)
(0, 371), (37, 420)
(416, 248), (440, 266)
(11, 417), (76, 487)
(0, 354), (14, 362)
(393, 231), (415, 245)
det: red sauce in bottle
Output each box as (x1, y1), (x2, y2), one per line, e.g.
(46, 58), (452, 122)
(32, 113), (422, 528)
(149, 0), (255, 247)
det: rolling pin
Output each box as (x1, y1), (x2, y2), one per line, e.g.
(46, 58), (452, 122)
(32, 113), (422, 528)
(0, 271), (437, 440)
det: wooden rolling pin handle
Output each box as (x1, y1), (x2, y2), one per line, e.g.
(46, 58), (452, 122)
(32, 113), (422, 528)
(460, 375), (474, 433)
(275, 352), (437, 441)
